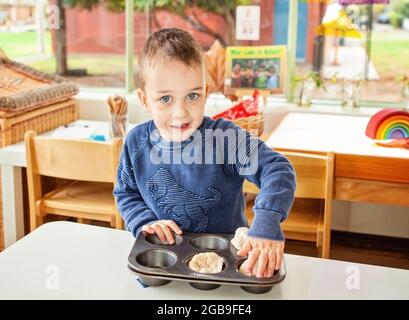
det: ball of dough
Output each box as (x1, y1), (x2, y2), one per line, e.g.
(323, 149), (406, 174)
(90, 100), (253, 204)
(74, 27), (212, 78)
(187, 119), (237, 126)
(188, 252), (224, 274)
(231, 227), (248, 250)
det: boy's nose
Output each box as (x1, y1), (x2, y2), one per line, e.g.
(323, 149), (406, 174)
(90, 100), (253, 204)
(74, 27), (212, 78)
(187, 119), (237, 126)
(172, 101), (189, 119)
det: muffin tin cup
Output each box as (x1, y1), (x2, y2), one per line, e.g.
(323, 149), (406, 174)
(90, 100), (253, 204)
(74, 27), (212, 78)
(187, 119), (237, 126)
(128, 232), (286, 294)
(189, 282), (221, 290)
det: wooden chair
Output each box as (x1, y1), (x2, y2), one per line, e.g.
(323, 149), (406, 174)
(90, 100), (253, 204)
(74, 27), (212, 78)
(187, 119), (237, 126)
(24, 130), (123, 231)
(243, 150), (335, 258)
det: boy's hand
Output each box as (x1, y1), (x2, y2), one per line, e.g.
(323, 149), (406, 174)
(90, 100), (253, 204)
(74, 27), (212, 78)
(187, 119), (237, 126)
(142, 220), (182, 245)
(237, 236), (284, 278)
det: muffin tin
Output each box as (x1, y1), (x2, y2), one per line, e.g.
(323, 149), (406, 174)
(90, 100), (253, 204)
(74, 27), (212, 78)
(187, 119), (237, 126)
(127, 231), (286, 294)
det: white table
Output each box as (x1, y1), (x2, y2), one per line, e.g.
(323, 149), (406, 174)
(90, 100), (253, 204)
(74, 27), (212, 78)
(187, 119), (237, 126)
(0, 221), (408, 299)
(0, 120), (135, 248)
(265, 112), (409, 158)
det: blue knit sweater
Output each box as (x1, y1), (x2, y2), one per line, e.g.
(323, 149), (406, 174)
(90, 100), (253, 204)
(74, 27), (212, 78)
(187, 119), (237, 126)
(113, 116), (295, 241)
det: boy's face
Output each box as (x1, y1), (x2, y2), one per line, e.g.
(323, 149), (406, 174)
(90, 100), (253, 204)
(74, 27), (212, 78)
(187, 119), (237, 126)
(137, 59), (209, 142)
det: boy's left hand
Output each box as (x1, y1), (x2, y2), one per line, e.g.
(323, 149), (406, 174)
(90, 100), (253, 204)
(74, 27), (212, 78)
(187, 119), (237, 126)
(237, 237), (284, 278)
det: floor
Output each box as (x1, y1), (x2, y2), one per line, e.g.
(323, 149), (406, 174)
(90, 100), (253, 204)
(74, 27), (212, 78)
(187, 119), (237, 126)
(285, 233), (409, 270)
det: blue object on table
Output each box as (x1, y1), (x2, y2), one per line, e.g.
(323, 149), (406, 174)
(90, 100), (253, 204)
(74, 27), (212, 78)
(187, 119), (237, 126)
(89, 134), (106, 142)
(136, 278), (149, 288)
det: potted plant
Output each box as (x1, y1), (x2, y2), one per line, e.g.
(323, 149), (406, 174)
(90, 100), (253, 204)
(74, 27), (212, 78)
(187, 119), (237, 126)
(293, 71), (325, 107)
(341, 73), (364, 110)
(325, 72), (343, 98)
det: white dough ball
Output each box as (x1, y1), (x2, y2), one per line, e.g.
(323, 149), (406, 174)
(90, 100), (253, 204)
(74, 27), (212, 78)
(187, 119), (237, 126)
(188, 252), (224, 274)
(231, 227), (249, 250)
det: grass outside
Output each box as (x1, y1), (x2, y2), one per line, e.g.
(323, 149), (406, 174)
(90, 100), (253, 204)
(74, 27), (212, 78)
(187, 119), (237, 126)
(370, 29), (409, 78)
(0, 30), (52, 57)
(0, 31), (126, 77)
(28, 54), (126, 76)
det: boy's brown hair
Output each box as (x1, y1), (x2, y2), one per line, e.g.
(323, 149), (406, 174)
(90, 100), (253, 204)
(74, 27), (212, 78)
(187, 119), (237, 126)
(138, 28), (204, 88)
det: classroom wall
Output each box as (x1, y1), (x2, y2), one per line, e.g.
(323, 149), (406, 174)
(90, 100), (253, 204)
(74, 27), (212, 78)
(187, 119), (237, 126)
(77, 93), (409, 239)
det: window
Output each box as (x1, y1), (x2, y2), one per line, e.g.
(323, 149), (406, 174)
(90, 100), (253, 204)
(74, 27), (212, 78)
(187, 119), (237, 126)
(294, 0), (409, 105)
(0, 0), (126, 88)
(2, 0), (406, 105)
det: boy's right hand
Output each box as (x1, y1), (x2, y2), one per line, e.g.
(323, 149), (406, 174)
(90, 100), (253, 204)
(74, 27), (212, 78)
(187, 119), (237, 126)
(142, 220), (182, 245)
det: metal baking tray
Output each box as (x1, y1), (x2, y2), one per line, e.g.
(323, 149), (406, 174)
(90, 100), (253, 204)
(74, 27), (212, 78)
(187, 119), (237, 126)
(127, 231), (286, 294)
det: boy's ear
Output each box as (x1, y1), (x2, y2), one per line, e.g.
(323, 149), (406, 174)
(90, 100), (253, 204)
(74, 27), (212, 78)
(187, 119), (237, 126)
(205, 83), (210, 99)
(136, 88), (150, 113)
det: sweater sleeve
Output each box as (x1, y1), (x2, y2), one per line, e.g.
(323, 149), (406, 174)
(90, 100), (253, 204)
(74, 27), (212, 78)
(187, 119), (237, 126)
(226, 126), (296, 241)
(113, 141), (158, 237)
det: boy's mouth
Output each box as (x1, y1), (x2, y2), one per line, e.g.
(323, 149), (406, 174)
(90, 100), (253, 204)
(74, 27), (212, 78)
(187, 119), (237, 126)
(170, 123), (191, 131)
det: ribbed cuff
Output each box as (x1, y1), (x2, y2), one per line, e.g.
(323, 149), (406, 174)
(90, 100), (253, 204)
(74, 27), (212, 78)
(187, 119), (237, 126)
(248, 209), (285, 241)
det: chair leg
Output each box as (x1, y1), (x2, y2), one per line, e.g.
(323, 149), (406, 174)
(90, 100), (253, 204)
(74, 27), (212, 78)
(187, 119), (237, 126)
(115, 214), (123, 230)
(321, 231), (331, 259)
(30, 215), (44, 232)
(108, 215), (116, 228)
(30, 203), (44, 232)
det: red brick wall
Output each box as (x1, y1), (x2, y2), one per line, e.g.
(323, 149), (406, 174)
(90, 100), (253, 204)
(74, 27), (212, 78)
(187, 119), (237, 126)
(151, 8), (226, 50)
(56, 2), (276, 54)
(60, 6), (226, 54)
(55, 1), (319, 62)
(63, 6), (128, 54)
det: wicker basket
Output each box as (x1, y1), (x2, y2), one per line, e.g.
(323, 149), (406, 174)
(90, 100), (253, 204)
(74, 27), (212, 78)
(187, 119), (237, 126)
(233, 113), (265, 137)
(0, 99), (79, 147)
(0, 51), (78, 116)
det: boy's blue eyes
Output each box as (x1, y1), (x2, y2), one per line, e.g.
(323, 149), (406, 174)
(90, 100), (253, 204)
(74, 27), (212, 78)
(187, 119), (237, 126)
(186, 93), (199, 101)
(160, 96), (172, 104)
(159, 93), (200, 104)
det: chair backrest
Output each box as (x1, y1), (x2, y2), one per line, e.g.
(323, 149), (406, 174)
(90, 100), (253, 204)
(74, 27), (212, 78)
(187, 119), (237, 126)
(243, 149), (335, 200)
(25, 130), (123, 184)
(284, 150), (334, 199)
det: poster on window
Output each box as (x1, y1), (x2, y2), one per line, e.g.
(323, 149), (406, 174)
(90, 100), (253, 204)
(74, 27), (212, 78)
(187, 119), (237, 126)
(224, 45), (287, 96)
(235, 5), (260, 41)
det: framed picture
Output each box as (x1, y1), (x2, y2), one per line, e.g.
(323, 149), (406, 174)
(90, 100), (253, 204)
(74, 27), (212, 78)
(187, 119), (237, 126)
(224, 45), (287, 96)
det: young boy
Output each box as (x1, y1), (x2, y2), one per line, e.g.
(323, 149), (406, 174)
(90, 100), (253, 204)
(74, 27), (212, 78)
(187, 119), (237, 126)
(113, 28), (296, 278)
(266, 65), (279, 89)
(254, 64), (269, 89)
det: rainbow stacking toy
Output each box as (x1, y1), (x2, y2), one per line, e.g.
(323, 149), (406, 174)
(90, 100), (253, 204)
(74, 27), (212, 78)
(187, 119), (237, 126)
(366, 108), (409, 140)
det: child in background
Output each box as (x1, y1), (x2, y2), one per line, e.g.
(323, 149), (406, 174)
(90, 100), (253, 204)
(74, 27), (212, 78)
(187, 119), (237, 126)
(241, 60), (255, 87)
(231, 63), (242, 88)
(266, 65), (279, 89)
(255, 64), (269, 89)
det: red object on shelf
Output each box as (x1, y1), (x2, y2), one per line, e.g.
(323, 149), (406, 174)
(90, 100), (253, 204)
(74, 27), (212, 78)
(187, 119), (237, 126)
(212, 90), (260, 120)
